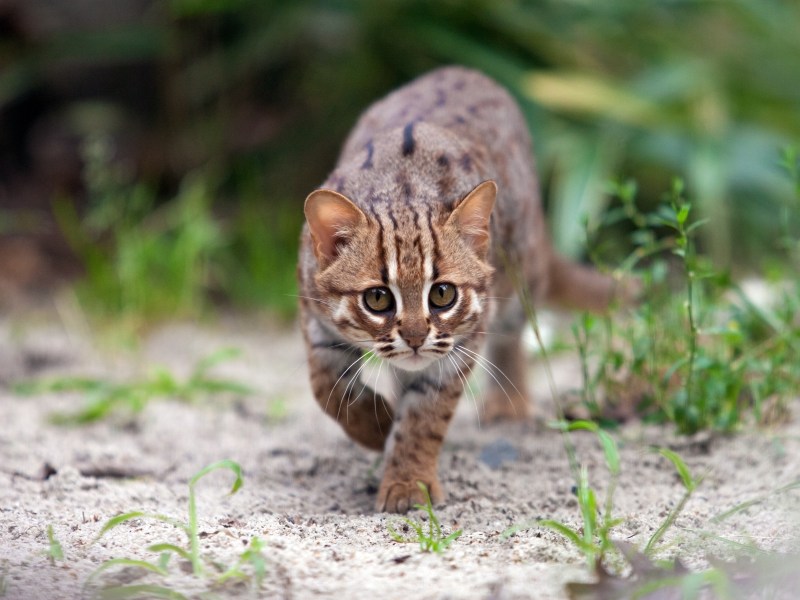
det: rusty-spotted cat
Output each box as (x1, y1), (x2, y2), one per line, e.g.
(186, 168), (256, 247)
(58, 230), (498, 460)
(298, 66), (627, 513)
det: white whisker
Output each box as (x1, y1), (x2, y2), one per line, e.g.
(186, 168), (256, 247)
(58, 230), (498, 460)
(448, 353), (481, 429)
(455, 346), (516, 416)
(458, 344), (525, 401)
(291, 294), (339, 310)
(328, 353), (367, 422)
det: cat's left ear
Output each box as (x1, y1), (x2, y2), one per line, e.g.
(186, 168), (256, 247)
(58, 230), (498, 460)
(305, 189), (367, 265)
(448, 180), (497, 257)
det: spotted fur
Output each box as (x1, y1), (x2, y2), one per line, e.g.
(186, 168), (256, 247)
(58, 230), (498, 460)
(298, 66), (628, 513)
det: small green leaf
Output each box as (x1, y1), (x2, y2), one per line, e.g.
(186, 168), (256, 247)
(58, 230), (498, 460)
(676, 204), (691, 226)
(539, 520), (594, 553)
(657, 448), (696, 491)
(95, 511), (183, 541)
(147, 543), (192, 561)
(188, 459), (243, 495)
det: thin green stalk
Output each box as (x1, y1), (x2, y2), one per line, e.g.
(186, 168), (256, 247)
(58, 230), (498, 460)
(514, 264), (581, 482)
(188, 486), (201, 576)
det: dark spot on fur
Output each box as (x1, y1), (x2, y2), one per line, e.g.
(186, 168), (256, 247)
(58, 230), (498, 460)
(402, 122), (415, 156)
(427, 431), (445, 443)
(437, 154), (449, 168)
(455, 115), (466, 124)
(361, 139), (374, 169)
(435, 89), (446, 107)
(402, 180), (412, 201)
(454, 80), (466, 90)
(459, 154), (473, 172)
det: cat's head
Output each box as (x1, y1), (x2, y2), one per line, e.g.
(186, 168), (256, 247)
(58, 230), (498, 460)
(304, 181), (496, 372)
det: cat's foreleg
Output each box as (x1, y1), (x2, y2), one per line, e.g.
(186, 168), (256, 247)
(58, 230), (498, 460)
(375, 360), (469, 513)
(305, 334), (394, 451)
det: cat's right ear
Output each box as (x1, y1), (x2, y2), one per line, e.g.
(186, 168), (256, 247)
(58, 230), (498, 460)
(304, 189), (367, 265)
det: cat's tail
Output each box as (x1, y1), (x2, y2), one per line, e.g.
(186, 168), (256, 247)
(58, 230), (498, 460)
(546, 253), (640, 312)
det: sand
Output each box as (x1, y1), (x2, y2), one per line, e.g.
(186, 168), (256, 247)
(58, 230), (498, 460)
(1, 313), (798, 600)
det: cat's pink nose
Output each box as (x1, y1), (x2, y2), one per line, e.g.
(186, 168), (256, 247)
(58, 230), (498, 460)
(401, 330), (427, 350)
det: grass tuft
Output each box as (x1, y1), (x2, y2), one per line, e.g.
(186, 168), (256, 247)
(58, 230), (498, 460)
(45, 525), (64, 565)
(13, 348), (253, 424)
(86, 460), (265, 598)
(387, 482), (462, 554)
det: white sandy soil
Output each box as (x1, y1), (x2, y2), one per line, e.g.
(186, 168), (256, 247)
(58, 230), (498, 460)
(1, 314), (798, 599)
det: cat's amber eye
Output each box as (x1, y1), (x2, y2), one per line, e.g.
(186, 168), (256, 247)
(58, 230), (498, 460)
(363, 287), (394, 313)
(429, 283), (457, 309)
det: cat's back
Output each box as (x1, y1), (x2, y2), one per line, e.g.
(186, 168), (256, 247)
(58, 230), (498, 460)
(340, 66), (531, 170)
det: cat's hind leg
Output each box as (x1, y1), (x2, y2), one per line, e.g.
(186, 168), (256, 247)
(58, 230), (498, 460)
(480, 297), (531, 422)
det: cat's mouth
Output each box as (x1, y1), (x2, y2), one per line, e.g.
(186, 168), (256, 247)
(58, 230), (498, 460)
(388, 352), (437, 372)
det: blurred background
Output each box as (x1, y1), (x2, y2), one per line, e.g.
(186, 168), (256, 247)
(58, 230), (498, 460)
(1, 0), (798, 325)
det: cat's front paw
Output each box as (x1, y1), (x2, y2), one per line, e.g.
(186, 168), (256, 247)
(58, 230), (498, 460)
(375, 476), (444, 513)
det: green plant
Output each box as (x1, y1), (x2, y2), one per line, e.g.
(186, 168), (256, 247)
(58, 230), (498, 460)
(503, 428), (700, 576)
(544, 421), (623, 570)
(56, 141), (226, 332)
(14, 348), (253, 424)
(502, 421), (623, 570)
(574, 174), (800, 434)
(388, 482), (462, 554)
(85, 460), (266, 598)
(45, 525), (64, 565)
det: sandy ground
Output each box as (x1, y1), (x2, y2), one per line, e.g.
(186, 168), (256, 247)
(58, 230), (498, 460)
(1, 312), (799, 600)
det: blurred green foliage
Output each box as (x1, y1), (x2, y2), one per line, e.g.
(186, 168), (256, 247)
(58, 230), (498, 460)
(2, 0), (798, 319)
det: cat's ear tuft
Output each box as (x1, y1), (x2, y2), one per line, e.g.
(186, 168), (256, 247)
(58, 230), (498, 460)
(448, 180), (497, 256)
(304, 189), (367, 264)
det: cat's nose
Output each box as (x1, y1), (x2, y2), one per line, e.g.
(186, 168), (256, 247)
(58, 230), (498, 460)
(400, 329), (427, 350)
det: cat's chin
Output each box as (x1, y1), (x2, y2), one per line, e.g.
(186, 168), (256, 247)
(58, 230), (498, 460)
(389, 354), (437, 372)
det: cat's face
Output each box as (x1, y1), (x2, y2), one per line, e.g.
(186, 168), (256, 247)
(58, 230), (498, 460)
(305, 182), (496, 372)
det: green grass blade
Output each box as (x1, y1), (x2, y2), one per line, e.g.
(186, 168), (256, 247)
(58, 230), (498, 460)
(95, 511), (183, 541)
(188, 460), (244, 494)
(95, 584), (187, 600)
(501, 521), (538, 539)
(86, 558), (169, 583)
(711, 479), (800, 523)
(46, 525), (63, 562)
(441, 529), (463, 550)
(564, 421), (621, 476)
(146, 543), (192, 561)
(657, 448), (697, 491)
(539, 520), (594, 553)
(13, 377), (106, 395)
(186, 460), (245, 576)
(191, 348), (241, 377)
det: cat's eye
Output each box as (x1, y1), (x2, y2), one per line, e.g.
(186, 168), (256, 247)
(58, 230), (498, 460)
(363, 287), (394, 313)
(429, 283), (457, 309)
